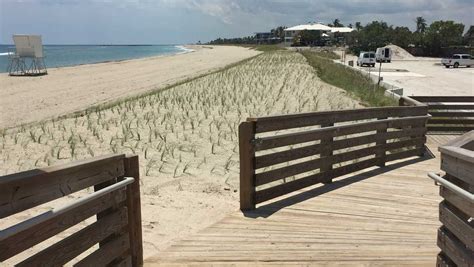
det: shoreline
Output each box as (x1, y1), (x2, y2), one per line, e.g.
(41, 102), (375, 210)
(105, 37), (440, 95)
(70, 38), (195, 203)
(0, 45), (261, 129)
(0, 44), (197, 73)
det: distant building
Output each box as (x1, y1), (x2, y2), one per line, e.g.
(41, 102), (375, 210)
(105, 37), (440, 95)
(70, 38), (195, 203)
(283, 23), (354, 46)
(284, 23), (332, 45)
(254, 32), (280, 44)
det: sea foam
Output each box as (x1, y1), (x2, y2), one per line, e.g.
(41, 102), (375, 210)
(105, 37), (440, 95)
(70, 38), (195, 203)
(175, 45), (195, 54)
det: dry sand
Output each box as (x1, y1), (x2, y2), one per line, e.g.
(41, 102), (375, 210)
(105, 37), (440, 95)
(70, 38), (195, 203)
(0, 51), (361, 265)
(0, 45), (261, 129)
(386, 44), (415, 60)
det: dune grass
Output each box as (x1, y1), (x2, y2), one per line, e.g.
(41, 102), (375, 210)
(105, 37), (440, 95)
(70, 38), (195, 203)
(0, 51), (359, 192)
(301, 50), (397, 107)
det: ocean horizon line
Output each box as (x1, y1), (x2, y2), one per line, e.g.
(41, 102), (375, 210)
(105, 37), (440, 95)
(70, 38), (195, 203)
(0, 44), (188, 46)
(0, 44), (193, 72)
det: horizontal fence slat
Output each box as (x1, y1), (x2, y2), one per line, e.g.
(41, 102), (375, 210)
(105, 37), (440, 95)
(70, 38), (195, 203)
(437, 227), (474, 267)
(412, 96), (474, 102)
(255, 143), (322, 169)
(256, 158), (324, 186)
(386, 147), (424, 162)
(428, 126), (474, 132)
(74, 233), (130, 267)
(429, 112), (474, 117)
(255, 158), (379, 204)
(255, 128), (426, 170)
(441, 154), (474, 187)
(0, 189), (126, 262)
(0, 154), (125, 219)
(256, 142), (377, 185)
(255, 116), (429, 151)
(385, 136), (426, 151)
(251, 106), (428, 133)
(429, 104), (474, 110)
(17, 207), (128, 267)
(383, 127), (427, 139)
(440, 202), (474, 251)
(255, 137), (424, 186)
(441, 186), (474, 217)
(428, 119), (474, 125)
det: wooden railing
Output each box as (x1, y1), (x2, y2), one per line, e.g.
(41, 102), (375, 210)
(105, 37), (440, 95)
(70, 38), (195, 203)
(239, 106), (429, 210)
(0, 154), (143, 266)
(400, 96), (474, 132)
(430, 131), (474, 266)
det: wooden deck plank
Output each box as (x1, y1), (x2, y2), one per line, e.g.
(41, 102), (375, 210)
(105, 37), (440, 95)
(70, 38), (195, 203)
(145, 134), (457, 266)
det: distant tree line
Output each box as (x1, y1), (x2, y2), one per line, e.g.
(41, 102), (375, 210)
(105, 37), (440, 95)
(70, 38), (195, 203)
(208, 26), (287, 45)
(208, 36), (256, 45)
(207, 17), (472, 57)
(348, 18), (469, 56)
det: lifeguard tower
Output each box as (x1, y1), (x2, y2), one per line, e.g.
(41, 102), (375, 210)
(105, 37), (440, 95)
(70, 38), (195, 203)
(7, 35), (47, 76)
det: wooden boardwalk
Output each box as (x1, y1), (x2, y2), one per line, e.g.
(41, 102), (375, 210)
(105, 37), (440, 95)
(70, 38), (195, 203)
(146, 135), (457, 266)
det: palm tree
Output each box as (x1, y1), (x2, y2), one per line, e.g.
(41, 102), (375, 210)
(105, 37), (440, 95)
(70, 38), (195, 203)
(415, 17), (427, 33)
(355, 22), (362, 31)
(333, 18), (344, 27)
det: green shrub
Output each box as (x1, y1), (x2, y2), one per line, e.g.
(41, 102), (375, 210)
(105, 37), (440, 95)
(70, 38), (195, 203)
(301, 51), (396, 107)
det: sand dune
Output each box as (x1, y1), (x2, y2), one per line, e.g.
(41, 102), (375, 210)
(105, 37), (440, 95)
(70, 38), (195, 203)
(0, 51), (361, 263)
(0, 45), (261, 129)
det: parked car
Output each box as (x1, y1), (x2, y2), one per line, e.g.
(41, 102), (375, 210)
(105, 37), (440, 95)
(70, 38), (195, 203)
(441, 54), (473, 68)
(376, 47), (392, 63)
(357, 52), (376, 67)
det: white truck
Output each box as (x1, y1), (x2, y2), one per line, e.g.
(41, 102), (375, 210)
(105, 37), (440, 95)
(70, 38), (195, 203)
(376, 47), (392, 63)
(357, 52), (376, 67)
(441, 54), (473, 68)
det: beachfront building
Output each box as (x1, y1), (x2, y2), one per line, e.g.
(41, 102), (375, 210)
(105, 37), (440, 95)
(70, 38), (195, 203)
(284, 23), (332, 46)
(284, 23), (354, 46)
(330, 27), (355, 45)
(254, 32), (280, 44)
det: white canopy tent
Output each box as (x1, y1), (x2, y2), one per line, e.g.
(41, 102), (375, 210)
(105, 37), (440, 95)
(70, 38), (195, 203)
(284, 23), (342, 45)
(7, 34), (47, 76)
(283, 23), (356, 45)
(330, 27), (355, 33)
(285, 23), (333, 32)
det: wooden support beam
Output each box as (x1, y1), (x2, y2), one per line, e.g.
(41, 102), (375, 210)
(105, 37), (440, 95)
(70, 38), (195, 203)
(124, 155), (143, 267)
(239, 121), (256, 211)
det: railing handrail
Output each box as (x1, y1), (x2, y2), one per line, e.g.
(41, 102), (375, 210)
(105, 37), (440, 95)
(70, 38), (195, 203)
(0, 177), (135, 241)
(0, 155), (143, 266)
(428, 172), (474, 203)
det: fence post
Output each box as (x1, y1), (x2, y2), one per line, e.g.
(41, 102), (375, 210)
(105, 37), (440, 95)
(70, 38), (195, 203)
(376, 118), (388, 167)
(419, 106), (430, 157)
(398, 97), (406, 106)
(321, 123), (334, 184)
(124, 155), (143, 267)
(239, 121), (256, 211)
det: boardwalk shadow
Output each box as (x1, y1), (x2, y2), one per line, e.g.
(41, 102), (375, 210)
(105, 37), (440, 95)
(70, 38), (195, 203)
(243, 153), (434, 219)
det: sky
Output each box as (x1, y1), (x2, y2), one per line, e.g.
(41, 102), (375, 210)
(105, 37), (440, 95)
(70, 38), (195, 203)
(1, 0), (473, 44)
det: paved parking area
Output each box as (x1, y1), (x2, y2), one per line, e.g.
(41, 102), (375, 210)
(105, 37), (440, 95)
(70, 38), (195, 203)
(342, 55), (474, 96)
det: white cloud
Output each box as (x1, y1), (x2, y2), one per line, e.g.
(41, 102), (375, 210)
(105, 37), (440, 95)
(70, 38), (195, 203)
(157, 0), (473, 27)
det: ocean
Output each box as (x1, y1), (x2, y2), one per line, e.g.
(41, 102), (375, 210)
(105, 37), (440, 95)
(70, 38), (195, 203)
(0, 45), (191, 73)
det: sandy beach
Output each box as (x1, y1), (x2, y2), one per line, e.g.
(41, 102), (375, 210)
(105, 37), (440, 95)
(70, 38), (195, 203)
(0, 45), (261, 129)
(0, 50), (361, 264)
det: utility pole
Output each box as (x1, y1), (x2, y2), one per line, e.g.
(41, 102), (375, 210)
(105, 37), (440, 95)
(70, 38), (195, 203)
(377, 60), (383, 89)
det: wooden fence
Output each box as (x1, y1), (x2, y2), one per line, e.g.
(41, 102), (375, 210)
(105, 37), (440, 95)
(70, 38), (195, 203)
(239, 106), (430, 210)
(0, 154), (143, 266)
(431, 132), (474, 266)
(400, 96), (474, 132)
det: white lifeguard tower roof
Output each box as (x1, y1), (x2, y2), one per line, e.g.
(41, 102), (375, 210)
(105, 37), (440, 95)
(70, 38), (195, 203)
(13, 34), (44, 58)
